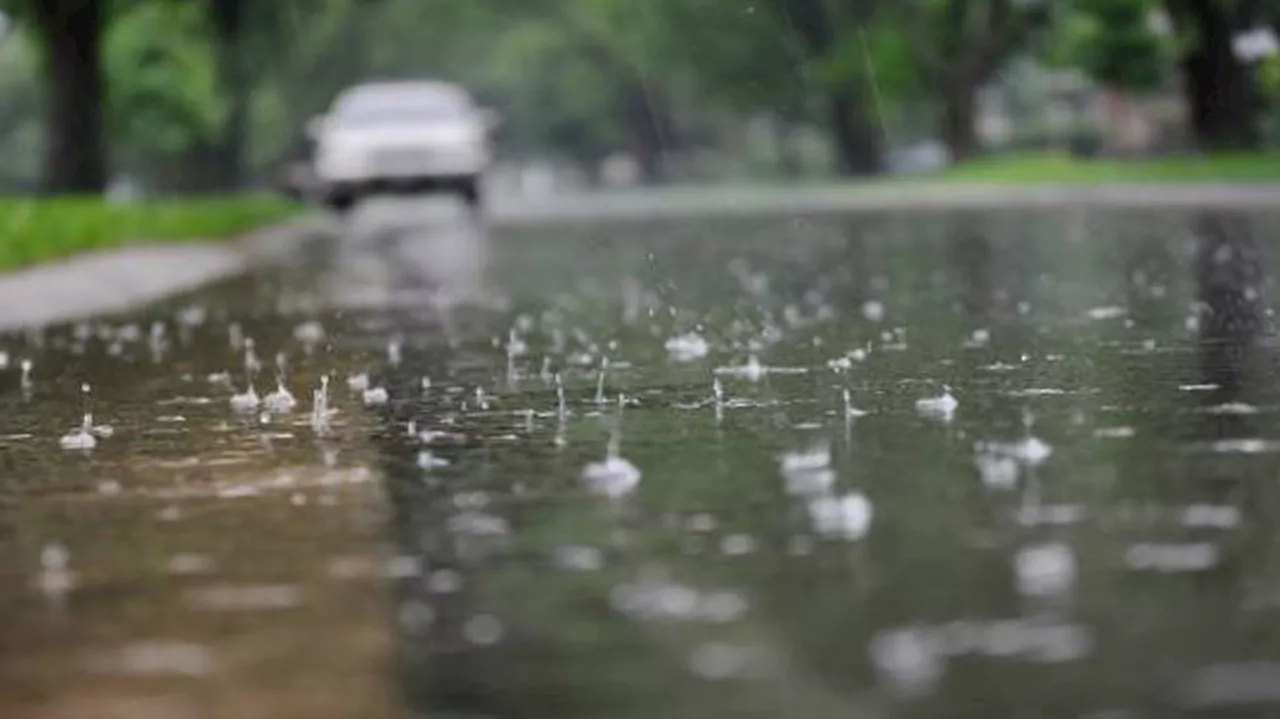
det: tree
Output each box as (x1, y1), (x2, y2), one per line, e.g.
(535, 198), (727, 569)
(893, 0), (1051, 162)
(15, 0), (109, 194)
(1163, 0), (1263, 150)
(201, 0), (246, 190)
(764, 0), (885, 175)
(1065, 0), (1168, 91)
(0, 29), (43, 189)
(1050, 0), (1171, 155)
(105, 0), (224, 188)
(197, 0), (384, 190)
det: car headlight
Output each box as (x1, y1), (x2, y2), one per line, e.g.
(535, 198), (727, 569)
(317, 146), (366, 173)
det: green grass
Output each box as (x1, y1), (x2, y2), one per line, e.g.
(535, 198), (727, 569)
(0, 195), (301, 271)
(933, 151), (1280, 184)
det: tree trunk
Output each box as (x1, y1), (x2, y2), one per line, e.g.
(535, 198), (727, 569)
(207, 0), (247, 191)
(769, 0), (883, 175)
(32, 0), (108, 195)
(828, 89), (882, 175)
(940, 85), (979, 163)
(620, 76), (668, 184)
(1168, 0), (1261, 150)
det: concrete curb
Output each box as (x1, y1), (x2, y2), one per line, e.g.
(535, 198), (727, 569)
(0, 212), (330, 334)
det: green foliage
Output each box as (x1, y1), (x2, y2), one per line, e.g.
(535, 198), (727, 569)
(1061, 0), (1168, 91)
(106, 1), (224, 156)
(0, 0), (1272, 190)
(0, 195), (300, 270)
(0, 27), (41, 187)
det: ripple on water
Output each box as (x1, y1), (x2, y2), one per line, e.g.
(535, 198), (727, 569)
(83, 640), (214, 678)
(609, 570), (750, 625)
(185, 583), (302, 612)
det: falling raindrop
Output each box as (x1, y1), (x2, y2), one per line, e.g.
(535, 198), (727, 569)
(387, 336), (403, 367)
(843, 388), (868, 418)
(595, 357), (609, 405)
(555, 372), (567, 420)
(36, 542), (75, 605)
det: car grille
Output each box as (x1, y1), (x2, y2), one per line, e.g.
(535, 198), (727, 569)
(371, 148), (436, 171)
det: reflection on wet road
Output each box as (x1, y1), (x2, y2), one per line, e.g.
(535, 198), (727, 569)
(4, 197), (1280, 717)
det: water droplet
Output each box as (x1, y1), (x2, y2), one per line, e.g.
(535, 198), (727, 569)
(1015, 542), (1076, 597)
(463, 613), (505, 646)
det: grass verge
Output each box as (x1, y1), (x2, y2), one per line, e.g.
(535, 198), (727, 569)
(0, 195), (301, 271)
(934, 151), (1280, 183)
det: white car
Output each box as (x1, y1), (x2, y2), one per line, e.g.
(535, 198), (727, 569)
(307, 80), (496, 211)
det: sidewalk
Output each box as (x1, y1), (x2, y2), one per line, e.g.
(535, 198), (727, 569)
(0, 214), (329, 333)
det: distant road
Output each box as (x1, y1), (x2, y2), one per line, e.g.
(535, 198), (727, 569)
(486, 182), (1280, 226)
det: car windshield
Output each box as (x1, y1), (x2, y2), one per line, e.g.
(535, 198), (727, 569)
(334, 92), (469, 124)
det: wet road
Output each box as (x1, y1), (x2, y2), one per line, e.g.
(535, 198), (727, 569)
(4, 197), (1280, 718)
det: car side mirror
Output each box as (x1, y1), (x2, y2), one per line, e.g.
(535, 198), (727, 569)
(305, 114), (328, 139)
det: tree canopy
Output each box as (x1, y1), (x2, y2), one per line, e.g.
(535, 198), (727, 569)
(0, 0), (1272, 193)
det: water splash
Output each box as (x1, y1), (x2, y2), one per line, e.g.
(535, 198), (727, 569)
(915, 385), (958, 422)
(665, 331), (710, 362)
(715, 355), (765, 382)
(807, 492), (873, 541)
(263, 380), (297, 414)
(60, 383), (100, 451)
(1014, 542), (1076, 597)
(229, 383), (260, 413)
(293, 320), (325, 346)
(417, 451), (450, 469)
(229, 340), (262, 412)
(347, 372), (370, 393)
(779, 443), (836, 496)
(310, 375), (332, 434)
(362, 385), (389, 406)
(581, 430), (641, 498)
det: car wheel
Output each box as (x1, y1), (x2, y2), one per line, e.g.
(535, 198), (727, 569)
(457, 177), (482, 211)
(325, 190), (357, 213)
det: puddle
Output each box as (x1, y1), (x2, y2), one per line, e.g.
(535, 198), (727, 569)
(3, 206), (1280, 717)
